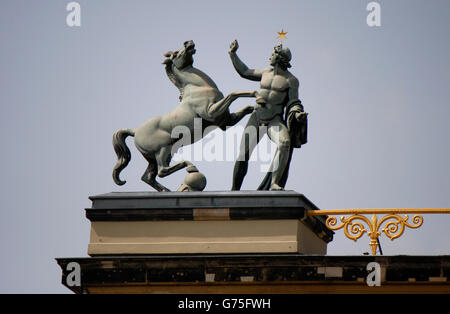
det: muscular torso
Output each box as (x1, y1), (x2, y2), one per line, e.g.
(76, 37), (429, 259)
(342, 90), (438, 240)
(255, 69), (291, 121)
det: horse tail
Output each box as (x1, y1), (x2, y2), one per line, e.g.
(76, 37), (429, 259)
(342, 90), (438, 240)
(112, 128), (135, 185)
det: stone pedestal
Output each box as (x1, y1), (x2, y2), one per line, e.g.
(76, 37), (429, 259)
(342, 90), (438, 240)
(57, 191), (450, 294)
(85, 191), (333, 255)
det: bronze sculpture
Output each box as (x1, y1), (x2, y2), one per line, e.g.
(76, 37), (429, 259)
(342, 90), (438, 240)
(112, 38), (307, 192)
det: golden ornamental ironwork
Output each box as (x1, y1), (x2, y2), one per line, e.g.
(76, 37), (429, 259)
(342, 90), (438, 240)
(307, 208), (450, 255)
(326, 213), (423, 255)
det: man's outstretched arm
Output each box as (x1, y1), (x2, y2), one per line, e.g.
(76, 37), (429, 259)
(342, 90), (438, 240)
(229, 40), (263, 81)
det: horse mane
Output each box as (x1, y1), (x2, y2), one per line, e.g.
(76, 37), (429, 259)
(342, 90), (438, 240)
(165, 63), (184, 102)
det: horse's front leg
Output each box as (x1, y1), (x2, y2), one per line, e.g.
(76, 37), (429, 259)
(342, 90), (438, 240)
(225, 105), (254, 127)
(206, 90), (256, 119)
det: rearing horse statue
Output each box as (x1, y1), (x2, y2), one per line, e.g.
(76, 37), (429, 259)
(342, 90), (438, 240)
(112, 40), (256, 191)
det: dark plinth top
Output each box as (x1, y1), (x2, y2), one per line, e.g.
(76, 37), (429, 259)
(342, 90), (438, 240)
(88, 190), (319, 210)
(85, 190), (333, 241)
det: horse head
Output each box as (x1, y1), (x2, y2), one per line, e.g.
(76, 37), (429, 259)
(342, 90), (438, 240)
(163, 40), (196, 69)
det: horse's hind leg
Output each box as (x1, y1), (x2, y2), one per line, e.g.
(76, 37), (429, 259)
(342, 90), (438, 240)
(141, 155), (171, 192)
(155, 146), (190, 178)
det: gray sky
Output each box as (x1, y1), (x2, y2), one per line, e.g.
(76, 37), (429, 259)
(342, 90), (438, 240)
(0, 0), (449, 293)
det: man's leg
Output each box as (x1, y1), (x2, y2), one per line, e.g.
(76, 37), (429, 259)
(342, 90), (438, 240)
(232, 112), (262, 190)
(267, 116), (291, 190)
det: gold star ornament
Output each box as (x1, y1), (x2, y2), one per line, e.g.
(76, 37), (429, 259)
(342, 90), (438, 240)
(277, 29), (287, 42)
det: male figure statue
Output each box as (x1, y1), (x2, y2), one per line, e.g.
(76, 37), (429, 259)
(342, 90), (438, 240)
(229, 40), (307, 191)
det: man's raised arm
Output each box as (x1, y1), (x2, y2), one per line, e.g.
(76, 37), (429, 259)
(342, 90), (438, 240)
(229, 40), (263, 81)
